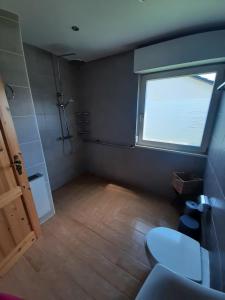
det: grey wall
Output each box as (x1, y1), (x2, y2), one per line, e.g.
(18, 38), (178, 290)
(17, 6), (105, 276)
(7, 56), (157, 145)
(203, 89), (225, 291)
(80, 51), (206, 197)
(0, 9), (54, 221)
(24, 44), (83, 191)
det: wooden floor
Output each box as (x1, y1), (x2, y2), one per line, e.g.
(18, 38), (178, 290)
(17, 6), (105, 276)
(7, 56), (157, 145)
(0, 175), (178, 300)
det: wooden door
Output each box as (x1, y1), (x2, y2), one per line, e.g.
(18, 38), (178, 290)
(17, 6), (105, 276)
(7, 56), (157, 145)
(0, 79), (41, 276)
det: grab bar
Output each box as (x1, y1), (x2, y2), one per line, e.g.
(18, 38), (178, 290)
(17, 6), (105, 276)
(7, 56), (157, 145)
(84, 138), (134, 149)
(217, 81), (225, 91)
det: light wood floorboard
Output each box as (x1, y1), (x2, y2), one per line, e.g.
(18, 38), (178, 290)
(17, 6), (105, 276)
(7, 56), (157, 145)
(0, 175), (178, 299)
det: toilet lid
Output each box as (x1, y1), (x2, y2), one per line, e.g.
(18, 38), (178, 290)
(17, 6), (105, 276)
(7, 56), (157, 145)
(146, 227), (202, 282)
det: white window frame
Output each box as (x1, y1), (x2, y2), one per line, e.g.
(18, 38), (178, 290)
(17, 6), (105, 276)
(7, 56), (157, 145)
(136, 64), (225, 154)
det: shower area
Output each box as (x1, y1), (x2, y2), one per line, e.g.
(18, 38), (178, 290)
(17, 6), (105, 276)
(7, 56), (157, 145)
(24, 44), (83, 191)
(53, 53), (76, 154)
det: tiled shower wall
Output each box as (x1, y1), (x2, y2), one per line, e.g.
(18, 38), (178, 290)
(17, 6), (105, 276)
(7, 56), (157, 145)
(204, 90), (225, 291)
(0, 9), (54, 221)
(24, 44), (83, 191)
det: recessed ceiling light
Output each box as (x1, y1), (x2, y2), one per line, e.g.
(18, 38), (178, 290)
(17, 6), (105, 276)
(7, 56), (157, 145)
(138, 0), (145, 3)
(71, 25), (79, 32)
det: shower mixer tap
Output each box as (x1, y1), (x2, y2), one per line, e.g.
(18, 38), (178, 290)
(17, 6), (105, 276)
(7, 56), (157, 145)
(53, 53), (76, 155)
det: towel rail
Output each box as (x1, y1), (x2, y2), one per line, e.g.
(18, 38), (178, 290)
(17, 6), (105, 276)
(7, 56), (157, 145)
(217, 81), (225, 91)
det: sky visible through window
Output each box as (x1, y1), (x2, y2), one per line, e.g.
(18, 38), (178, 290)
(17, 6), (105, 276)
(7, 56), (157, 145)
(143, 72), (216, 147)
(198, 73), (216, 82)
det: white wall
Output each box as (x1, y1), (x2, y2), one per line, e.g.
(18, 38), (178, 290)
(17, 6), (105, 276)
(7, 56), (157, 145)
(134, 30), (225, 73)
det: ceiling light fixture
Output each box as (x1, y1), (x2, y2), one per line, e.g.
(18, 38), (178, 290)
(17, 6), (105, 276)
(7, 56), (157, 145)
(71, 25), (79, 32)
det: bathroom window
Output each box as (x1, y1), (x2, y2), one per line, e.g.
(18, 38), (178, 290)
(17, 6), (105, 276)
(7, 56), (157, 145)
(136, 65), (223, 153)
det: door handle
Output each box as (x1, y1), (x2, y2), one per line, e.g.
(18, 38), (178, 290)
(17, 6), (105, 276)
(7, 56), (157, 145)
(13, 155), (23, 175)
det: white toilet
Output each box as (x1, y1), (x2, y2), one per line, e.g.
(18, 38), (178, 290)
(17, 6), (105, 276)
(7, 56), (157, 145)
(146, 227), (210, 286)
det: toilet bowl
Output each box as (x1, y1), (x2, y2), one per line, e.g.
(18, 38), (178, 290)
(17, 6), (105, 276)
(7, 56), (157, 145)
(146, 227), (210, 286)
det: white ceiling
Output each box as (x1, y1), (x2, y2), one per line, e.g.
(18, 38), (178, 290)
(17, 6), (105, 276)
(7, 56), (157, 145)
(1, 0), (225, 61)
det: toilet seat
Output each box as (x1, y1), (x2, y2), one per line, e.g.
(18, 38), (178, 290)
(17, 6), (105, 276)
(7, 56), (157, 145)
(146, 227), (202, 282)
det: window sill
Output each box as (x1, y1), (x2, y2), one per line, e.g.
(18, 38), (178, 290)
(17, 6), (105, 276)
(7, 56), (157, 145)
(135, 143), (208, 158)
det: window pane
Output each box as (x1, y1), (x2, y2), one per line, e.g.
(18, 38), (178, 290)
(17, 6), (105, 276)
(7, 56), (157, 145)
(143, 72), (216, 147)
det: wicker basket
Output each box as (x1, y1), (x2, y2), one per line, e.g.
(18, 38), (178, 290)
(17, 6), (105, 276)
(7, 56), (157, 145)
(172, 172), (203, 195)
